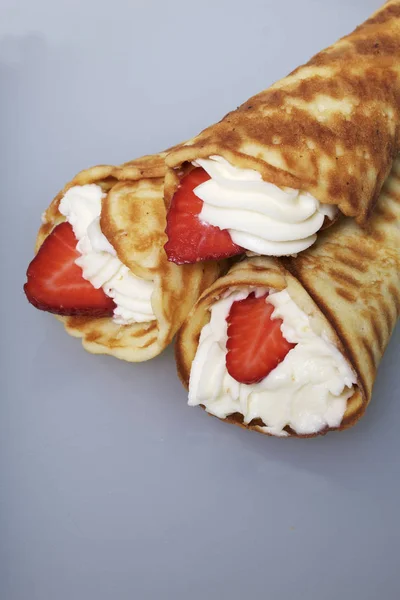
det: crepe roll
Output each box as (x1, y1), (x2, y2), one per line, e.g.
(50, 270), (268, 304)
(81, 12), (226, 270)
(175, 155), (400, 437)
(24, 154), (222, 362)
(164, 1), (400, 264)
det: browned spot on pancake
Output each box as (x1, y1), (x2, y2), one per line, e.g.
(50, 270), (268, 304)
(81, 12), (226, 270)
(281, 150), (299, 172)
(340, 255), (368, 272)
(66, 315), (99, 327)
(346, 242), (376, 261)
(361, 337), (377, 374)
(381, 297), (394, 332)
(378, 207), (397, 223)
(140, 336), (158, 349)
(215, 127), (242, 148)
(246, 264), (274, 274)
(371, 229), (386, 242)
(192, 331), (201, 348)
(352, 34), (400, 57)
(336, 288), (356, 302)
(371, 318), (384, 350)
(363, 3), (400, 27)
(40, 222), (53, 237)
(243, 106), (337, 157)
(85, 331), (102, 343)
(360, 308), (372, 321)
(127, 323), (157, 338)
(328, 268), (359, 288)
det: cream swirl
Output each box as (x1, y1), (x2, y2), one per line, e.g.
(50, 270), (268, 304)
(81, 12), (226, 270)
(193, 156), (337, 256)
(59, 185), (156, 325)
(188, 288), (356, 436)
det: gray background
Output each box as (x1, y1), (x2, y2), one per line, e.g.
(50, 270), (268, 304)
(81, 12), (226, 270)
(1, 0), (399, 598)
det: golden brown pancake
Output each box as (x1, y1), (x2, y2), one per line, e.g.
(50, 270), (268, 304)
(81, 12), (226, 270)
(165, 1), (400, 225)
(175, 155), (400, 436)
(36, 153), (223, 362)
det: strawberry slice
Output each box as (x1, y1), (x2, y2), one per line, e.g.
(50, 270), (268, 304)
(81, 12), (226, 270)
(165, 167), (243, 264)
(226, 293), (296, 384)
(24, 221), (115, 317)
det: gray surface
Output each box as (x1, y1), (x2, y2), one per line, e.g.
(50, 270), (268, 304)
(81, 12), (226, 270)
(1, 0), (399, 599)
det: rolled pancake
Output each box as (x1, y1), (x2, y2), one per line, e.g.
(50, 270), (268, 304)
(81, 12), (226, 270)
(166, 1), (400, 224)
(37, 153), (222, 362)
(176, 155), (400, 436)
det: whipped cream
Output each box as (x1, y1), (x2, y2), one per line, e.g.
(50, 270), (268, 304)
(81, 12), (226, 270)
(188, 288), (356, 436)
(193, 156), (336, 256)
(59, 184), (156, 325)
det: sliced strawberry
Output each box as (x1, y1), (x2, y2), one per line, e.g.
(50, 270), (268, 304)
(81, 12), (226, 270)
(165, 167), (243, 264)
(24, 221), (115, 317)
(226, 293), (296, 384)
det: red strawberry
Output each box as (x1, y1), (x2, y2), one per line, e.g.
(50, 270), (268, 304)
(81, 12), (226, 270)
(165, 167), (243, 264)
(226, 293), (296, 384)
(24, 221), (115, 317)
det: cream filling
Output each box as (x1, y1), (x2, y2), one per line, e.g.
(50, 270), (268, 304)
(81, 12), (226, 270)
(188, 287), (356, 436)
(59, 184), (156, 325)
(193, 156), (337, 256)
